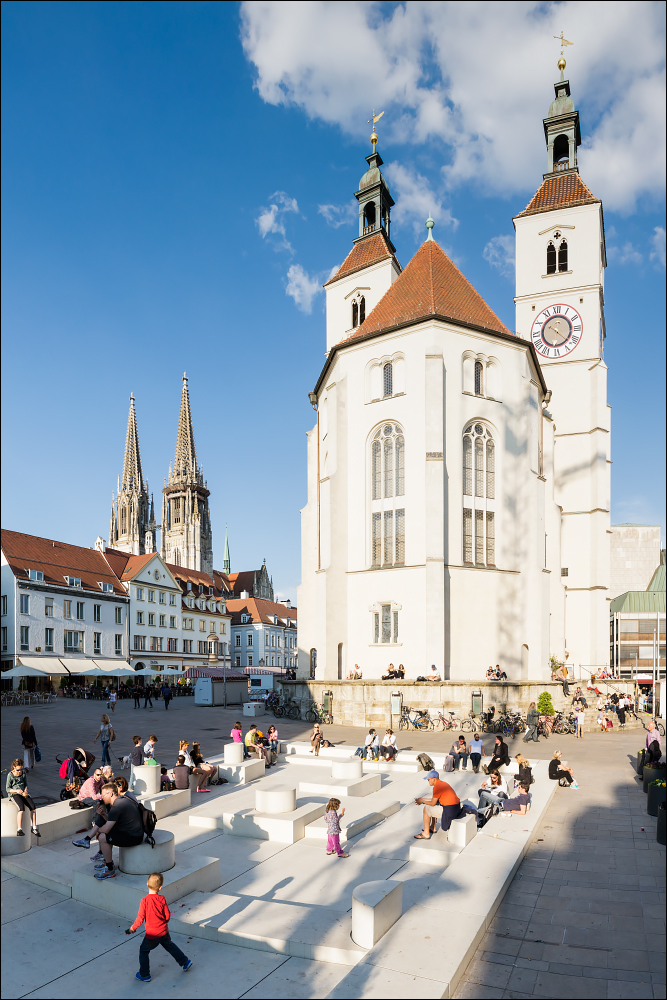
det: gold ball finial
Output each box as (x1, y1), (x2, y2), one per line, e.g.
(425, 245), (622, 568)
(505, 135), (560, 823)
(558, 57), (566, 72)
(370, 130), (378, 149)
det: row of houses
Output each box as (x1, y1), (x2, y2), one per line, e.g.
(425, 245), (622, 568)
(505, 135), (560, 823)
(1, 530), (297, 681)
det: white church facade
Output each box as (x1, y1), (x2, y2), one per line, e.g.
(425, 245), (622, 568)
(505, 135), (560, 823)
(297, 62), (610, 683)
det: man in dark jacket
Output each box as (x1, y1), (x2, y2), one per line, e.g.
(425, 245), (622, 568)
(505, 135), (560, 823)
(523, 702), (540, 743)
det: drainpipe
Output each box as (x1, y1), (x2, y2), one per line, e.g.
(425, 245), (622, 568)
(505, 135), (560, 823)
(309, 393), (320, 570)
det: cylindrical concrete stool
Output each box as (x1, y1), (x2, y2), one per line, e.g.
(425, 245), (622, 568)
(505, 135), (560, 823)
(224, 742), (244, 765)
(352, 880), (403, 949)
(132, 765), (161, 796)
(255, 786), (296, 814)
(189, 772), (200, 791)
(119, 829), (175, 874)
(332, 759), (363, 780)
(1, 798), (32, 856)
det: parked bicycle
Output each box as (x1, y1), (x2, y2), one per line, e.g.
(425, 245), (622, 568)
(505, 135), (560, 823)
(273, 698), (301, 720)
(305, 702), (333, 724)
(398, 706), (431, 731)
(431, 710), (463, 732)
(461, 710), (495, 733)
(551, 711), (576, 735)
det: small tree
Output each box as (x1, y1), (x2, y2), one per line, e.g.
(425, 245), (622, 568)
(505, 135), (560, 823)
(549, 654), (564, 677)
(537, 691), (555, 716)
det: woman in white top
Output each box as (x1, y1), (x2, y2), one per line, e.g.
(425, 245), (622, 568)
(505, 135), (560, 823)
(380, 729), (397, 761)
(477, 770), (509, 811)
(108, 689), (117, 714)
(468, 734), (484, 773)
(362, 729), (379, 761)
(573, 702), (585, 739)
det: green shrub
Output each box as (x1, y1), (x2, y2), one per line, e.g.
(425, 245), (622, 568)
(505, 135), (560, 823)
(537, 692), (555, 716)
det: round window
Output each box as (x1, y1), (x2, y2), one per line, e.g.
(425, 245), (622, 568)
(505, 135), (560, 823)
(384, 425), (393, 435)
(474, 424), (484, 435)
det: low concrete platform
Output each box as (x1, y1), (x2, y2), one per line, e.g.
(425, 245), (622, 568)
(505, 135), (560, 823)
(408, 829), (462, 867)
(218, 759), (265, 784)
(304, 798), (400, 844)
(298, 773), (381, 799)
(72, 852), (221, 918)
(221, 800), (327, 843)
(139, 786), (191, 820)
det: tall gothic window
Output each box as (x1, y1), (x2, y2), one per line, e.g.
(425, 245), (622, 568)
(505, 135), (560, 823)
(462, 423), (496, 567)
(474, 361), (483, 396)
(383, 362), (393, 397)
(370, 422), (405, 567)
(558, 239), (568, 272)
(352, 300), (358, 328)
(546, 241), (556, 274)
(359, 296), (366, 324)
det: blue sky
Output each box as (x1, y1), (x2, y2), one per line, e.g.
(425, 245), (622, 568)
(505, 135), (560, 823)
(2, 1), (665, 601)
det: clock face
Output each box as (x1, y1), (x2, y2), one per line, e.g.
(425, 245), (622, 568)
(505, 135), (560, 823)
(531, 303), (582, 359)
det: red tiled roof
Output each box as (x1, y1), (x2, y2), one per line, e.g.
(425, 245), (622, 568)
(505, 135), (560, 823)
(341, 238), (510, 345)
(226, 597), (297, 626)
(324, 230), (400, 287)
(118, 552), (156, 582)
(514, 173), (600, 218)
(1, 530), (126, 596)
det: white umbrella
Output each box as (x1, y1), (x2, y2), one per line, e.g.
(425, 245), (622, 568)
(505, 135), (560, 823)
(134, 666), (184, 676)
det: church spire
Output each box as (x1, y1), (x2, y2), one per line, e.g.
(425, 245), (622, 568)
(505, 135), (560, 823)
(170, 373), (199, 485)
(543, 56), (581, 175)
(122, 393), (145, 492)
(222, 528), (231, 576)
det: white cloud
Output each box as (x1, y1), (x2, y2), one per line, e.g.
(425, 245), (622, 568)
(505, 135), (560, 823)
(256, 191), (300, 251)
(483, 235), (515, 279)
(608, 241), (643, 265)
(240, 1), (666, 212)
(383, 162), (456, 240)
(650, 226), (666, 267)
(318, 202), (357, 228)
(285, 264), (322, 313)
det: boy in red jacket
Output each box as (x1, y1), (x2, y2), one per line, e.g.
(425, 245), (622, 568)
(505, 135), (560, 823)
(126, 872), (192, 982)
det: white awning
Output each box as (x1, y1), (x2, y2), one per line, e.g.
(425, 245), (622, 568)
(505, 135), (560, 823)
(15, 656), (70, 675)
(59, 658), (100, 674)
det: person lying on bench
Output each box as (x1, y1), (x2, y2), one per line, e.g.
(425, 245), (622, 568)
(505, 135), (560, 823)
(499, 782), (532, 817)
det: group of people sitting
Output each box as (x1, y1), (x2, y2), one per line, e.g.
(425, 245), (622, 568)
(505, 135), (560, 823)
(485, 665), (508, 681)
(355, 728), (398, 760)
(381, 663), (406, 680)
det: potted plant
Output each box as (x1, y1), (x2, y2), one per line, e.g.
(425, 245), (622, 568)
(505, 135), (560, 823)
(658, 801), (666, 846)
(647, 780), (666, 817)
(637, 749), (646, 777)
(643, 761), (667, 794)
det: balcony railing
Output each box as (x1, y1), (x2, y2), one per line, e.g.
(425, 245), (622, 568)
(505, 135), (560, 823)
(553, 160), (570, 172)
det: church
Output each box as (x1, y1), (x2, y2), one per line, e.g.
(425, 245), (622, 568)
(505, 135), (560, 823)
(297, 59), (610, 683)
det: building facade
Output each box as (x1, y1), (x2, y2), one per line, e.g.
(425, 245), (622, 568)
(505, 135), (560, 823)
(1, 531), (130, 672)
(227, 597), (297, 670)
(298, 60), (611, 683)
(610, 524), (662, 599)
(610, 556), (666, 679)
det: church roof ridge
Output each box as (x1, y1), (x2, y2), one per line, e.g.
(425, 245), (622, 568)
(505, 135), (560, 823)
(324, 230), (400, 287)
(340, 237), (511, 345)
(514, 172), (600, 219)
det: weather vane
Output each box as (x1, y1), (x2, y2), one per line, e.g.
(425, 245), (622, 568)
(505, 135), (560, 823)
(553, 30), (573, 57)
(368, 109), (385, 152)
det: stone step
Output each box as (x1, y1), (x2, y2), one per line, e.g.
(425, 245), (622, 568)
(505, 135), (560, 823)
(304, 797), (400, 844)
(408, 830), (463, 868)
(298, 773), (382, 799)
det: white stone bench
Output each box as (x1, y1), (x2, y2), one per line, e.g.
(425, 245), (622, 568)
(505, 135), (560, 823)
(2, 798), (95, 851)
(351, 880), (403, 949)
(448, 813), (477, 848)
(139, 787), (191, 820)
(1, 797), (33, 855)
(218, 759), (265, 784)
(298, 773), (382, 798)
(119, 828), (175, 875)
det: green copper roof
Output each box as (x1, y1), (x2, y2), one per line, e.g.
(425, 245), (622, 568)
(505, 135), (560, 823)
(647, 562), (666, 593)
(610, 591), (666, 614)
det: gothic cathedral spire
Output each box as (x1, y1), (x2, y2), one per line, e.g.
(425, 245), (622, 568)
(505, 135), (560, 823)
(109, 394), (154, 555)
(160, 374), (213, 575)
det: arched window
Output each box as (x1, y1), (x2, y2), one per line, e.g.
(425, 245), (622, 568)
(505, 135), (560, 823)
(364, 203), (376, 232)
(359, 296), (366, 324)
(462, 423), (496, 567)
(370, 423), (405, 567)
(383, 362), (393, 397)
(352, 300), (358, 328)
(121, 506), (127, 533)
(558, 239), (568, 272)
(474, 361), (484, 396)
(546, 241), (556, 274)
(553, 133), (569, 164)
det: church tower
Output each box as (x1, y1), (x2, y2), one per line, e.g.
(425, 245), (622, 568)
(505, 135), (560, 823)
(513, 56), (611, 674)
(109, 394), (155, 555)
(160, 374), (213, 575)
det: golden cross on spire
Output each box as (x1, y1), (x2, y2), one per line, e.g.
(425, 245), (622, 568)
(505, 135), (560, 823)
(553, 30), (573, 56)
(367, 109), (385, 151)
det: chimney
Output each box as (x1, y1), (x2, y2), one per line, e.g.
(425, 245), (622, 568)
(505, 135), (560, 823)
(95, 537), (106, 552)
(240, 590), (250, 599)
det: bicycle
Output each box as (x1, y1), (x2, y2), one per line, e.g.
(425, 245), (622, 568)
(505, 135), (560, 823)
(551, 712), (575, 735)
(305, 703), (333, 724)
(432, 711), (463, 732)
(461, 711), (495, 733)
(537, 718), (551, 739)
(398, 707), (431, 731)
(273, 698), (301, 720)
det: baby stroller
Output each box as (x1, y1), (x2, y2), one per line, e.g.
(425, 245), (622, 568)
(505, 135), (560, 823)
(56, 747), (96, 800)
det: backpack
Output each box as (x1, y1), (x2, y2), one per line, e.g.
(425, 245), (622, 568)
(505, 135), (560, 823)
(417, 752), (435, 771)
(133, 800), (158, 847)
(444, 754), (455, 772)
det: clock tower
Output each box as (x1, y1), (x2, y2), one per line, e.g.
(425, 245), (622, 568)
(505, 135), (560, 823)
(513, 58), (611, 677)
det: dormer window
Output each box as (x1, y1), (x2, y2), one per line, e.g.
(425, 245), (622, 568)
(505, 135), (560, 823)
(99, 582), (114, 593)
(208, 586), (214, 595)
(198, 584), (204, 594)
(27, 569), (44, 582)
(65, 576), (82, 588)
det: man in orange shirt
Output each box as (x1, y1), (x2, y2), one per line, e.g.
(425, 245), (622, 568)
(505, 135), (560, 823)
(414, 770), (464, 839)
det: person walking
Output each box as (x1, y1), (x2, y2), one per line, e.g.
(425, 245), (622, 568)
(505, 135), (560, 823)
(94, 714), (114, 767)
(469, 733), (484, 773)
(127, 872), (192, 982)
(6, 759), (40, 837)
(20, 717), (38, 770)
(143, 684), (153, 710)
(161, 683), (172, 710)
(108, 688), (117, 714)
(646, 721), (662, 763)
(573, 700), (586, 739)
(324, 798), (349, 858)
(523, 702), (540, 743)
(133, 685), (142, 709)
(617, 695), (627, 729)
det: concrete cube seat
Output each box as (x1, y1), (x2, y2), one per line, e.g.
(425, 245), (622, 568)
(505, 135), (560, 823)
(448, 813), (477, 848)
(2, 797), (94, 851)
(221, 800), (326, 843)
(138, 787), (191, 820)
(409, 829), (463, 868)
(119, 828), (175, 875)
(298, 773), (382, 799)
(352, 879), (403, 949)
(217, 758), (265, 784)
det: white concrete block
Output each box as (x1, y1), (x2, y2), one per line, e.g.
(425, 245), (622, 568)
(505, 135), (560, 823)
(352, 879), (403, 949)
(72, 853), (221, 919)
(332, 759), (363, 779)
(139, 787), (190, 820)
(222, 801), (326, 843)
(132, 764), (161, 795)
(298, 774), (382, 799)
(304, 799), (400, 843)
(285, 754), (331, 768)
(1, 798), (33, 855)
(1, 842), (93, 895)
(218, 758), (265, 784)
(243, 702), (265, 716)
(224, 741), (244, 765)
(255, 785), (297, 814)
(118, 829), (175, 874)
(408, 830), (462, 868)
(448, 813), (477, 849)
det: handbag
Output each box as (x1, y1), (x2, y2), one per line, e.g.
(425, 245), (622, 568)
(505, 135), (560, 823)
(110, 728), (116, 742)
(34, 746), (41, 763)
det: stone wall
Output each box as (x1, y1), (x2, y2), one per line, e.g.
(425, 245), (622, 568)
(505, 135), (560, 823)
(277, 678), (572, 729)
